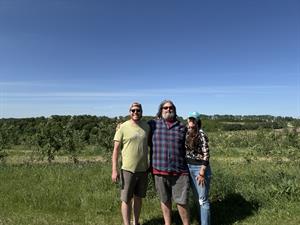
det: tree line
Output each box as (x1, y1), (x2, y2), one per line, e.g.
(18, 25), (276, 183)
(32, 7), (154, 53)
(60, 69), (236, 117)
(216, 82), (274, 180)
(0, 114), (299, 162)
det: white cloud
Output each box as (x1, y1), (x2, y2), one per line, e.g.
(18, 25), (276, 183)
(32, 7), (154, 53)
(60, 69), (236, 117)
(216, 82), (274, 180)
(0, 84), (294, 98)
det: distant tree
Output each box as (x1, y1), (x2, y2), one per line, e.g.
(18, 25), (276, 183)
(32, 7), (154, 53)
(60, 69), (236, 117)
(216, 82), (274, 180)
(34, 117), (64, 163)
(0, 129), (8, 162)
(63, 129), (82, 164)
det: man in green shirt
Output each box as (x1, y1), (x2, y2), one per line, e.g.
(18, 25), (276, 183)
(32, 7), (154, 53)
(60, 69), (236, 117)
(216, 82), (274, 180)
(112, 102), (150, 225)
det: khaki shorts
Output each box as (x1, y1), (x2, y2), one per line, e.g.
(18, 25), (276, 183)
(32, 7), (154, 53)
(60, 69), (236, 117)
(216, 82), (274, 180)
(154, 174), (190, 205)
(120, 170), (148, 203)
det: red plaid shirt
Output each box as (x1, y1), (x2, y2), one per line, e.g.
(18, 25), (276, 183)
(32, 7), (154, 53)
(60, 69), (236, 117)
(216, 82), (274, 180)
(148, 119), (189, 174)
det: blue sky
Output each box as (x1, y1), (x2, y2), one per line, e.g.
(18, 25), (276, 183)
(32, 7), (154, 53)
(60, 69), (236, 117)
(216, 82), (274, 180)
(0, 0), (299, 118)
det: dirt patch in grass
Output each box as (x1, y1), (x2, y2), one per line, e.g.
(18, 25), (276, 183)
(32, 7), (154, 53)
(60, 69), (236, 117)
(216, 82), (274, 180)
(4, 155), (107, 165)
(214, 156), (292, 163)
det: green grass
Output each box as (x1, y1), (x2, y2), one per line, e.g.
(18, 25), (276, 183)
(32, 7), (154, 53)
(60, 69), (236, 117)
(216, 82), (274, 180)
(2, 145), (107, 164)
(208, 159), (300, 225)
(0, 149), (300, 225)
(0, 162), (121, 225)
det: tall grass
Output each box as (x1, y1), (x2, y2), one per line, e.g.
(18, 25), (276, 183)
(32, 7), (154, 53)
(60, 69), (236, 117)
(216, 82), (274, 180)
(209, 128), (300, 160)
(0, 163), (120, 225)
(1, 155), (299, 225)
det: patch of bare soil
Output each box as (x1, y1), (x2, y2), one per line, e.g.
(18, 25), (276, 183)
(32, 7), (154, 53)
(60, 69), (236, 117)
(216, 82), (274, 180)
(5, 155), (107, 165)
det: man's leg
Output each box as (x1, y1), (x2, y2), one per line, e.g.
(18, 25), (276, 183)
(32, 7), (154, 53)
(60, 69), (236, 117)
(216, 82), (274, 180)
(161, 201), (172, 225)
(177, 203), (190, 225)
(121, 200), (132, 225)
(132, 195), (142, 225)
(154, 175), (172, 225)
(172, 175), (190, 225)
(132, 171), (148, 225)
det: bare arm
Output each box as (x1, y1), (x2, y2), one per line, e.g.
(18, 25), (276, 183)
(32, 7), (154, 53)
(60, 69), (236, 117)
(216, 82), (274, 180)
(111, 141), (120, 183)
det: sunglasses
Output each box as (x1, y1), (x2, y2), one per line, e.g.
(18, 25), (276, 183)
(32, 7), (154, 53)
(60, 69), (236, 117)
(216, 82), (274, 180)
(162, 106), (173, 110)
(131, 109), (141, 113)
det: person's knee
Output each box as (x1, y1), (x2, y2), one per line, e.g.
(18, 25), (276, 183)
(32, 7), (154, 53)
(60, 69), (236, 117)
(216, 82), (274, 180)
(161, 200), (172, 207)
(176, 203), (189, 210)
(122, 199), (132, 205)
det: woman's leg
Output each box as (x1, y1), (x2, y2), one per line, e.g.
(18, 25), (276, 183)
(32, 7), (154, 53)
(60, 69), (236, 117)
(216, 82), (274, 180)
(188, 164), (211, 225)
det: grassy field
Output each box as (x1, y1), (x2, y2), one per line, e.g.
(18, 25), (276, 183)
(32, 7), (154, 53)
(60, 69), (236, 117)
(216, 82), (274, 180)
(0, 146), (299, 225)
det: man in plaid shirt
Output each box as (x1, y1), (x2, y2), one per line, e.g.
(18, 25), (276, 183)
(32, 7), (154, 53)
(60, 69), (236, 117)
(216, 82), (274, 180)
(148, 100), (190, 225)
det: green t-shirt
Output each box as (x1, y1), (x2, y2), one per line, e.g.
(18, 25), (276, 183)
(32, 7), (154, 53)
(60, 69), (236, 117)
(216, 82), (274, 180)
(114, 120), (150, 172)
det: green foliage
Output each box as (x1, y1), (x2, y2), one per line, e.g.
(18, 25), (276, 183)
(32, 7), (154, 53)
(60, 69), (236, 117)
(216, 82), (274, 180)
(0, 115), (299, 163)
(0, 115), (120, 163)
(34, 118), (65, 162)
(0, 148), (8, 162)
(63, 128), (83, 164)
(210, 128), (300, 159)
(0, 163), (121, 225)
(1, 114), (299, 224)
(200, 114), (294, 132)
(0, 149), (8, 162)
(0, 129), (9, 162)
(1, 157), (299, 225)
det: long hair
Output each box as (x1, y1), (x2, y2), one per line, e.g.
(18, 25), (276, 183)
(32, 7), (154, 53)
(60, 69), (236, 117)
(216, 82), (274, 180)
(156, 100), (177, 119)
(186, 118), (202, 150)
(197, 119), (202, 129)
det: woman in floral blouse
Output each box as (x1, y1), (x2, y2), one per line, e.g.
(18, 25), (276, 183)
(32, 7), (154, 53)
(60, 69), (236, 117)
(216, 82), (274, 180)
(185, 111), (211, 225)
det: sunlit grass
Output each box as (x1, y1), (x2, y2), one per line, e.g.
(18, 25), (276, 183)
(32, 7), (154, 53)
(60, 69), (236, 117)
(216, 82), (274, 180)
(0, 147), (299, 225)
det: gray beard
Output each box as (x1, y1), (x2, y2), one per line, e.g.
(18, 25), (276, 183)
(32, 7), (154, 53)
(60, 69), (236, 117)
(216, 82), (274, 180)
(162, 112), (175, 120)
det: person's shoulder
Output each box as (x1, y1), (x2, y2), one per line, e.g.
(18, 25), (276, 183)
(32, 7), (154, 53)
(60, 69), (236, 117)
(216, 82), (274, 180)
(147, 118), (162, 130)
(178, 120), (185, 126)
(118, 120), (131, 129)
(178, 120), (186, 128)
(148, 117), (160, 122)
(199, 129), (206, 134)
(140, 120), (150, 127)
(147, 118), (160, 125)
(199, 129), (208, 138)
(174, 120), (186, 133)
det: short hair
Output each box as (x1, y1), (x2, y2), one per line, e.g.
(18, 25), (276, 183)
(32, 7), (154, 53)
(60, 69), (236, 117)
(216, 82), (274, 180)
(156, 100), (177, 119)
(129, 102), (143, 112)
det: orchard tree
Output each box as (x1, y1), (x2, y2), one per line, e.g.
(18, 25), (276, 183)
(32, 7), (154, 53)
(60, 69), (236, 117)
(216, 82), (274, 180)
(63, 118), (85, 163)
(0, 129), (8, 162)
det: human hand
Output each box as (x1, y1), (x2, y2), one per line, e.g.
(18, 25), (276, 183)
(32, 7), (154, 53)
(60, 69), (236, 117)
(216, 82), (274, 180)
(111, 170), (119, 183)
(196, 174), (205, 186)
